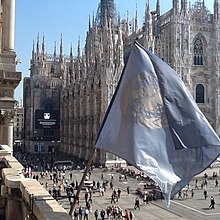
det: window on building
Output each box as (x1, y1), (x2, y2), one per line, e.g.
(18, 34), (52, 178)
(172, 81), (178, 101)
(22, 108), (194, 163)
(196, 84), (205, 103)
(194, 37), (203, 65)
(51, 66), (54, 73)
(34, 144), (38, 152)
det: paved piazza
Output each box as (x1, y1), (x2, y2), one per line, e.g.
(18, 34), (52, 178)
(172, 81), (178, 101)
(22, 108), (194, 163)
(33, 166), (220, 219)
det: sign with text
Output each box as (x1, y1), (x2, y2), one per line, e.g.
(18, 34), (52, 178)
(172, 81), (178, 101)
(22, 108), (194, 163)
(35, 110), (59, 129)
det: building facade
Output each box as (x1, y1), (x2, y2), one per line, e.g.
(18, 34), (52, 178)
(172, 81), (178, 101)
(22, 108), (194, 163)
(24, 0), (220, 163)
(23, 35), (62, 153)
(0, 0), (21, 148)
(13, 103), (24, 150)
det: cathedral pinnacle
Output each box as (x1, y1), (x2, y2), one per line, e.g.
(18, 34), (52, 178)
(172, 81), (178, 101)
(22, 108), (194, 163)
(135, 4), (139, 33)
(53, 41), (56, 59)
(156, 0), (160, 16)
(59, 33), (63, 61)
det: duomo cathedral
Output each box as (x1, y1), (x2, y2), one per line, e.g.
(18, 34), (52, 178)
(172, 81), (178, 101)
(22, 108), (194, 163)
(24, 0), (220, 163)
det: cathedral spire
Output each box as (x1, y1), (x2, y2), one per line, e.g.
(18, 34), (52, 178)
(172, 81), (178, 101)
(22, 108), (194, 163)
(146, 0), (150, 12)
(36, 32), (40, 62)
(70, 43), (73, 59)
(42, 33), (46, 61)
(99, 0), (115, 27)
(77, 36), (81, 58)
(156, 0), (160, 16)
(53, 41), (56, 59)
(88, 15), (91, 30)
(181, 0), (188, 14)
(32, 40), (35, 62)
(126, 10), (130, 36)
(145, 0), (152, 38)
(117, 15), (124, 64)
(214, 0), (220, 21)
(59, 33), (63, 61)
(145, 0), (151, 24)
(92, 12), (95, 27)
(135, 3), (139, 33)
(173, 0), (179, 13)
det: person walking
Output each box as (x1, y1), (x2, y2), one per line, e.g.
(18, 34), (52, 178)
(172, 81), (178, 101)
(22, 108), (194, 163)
(134, 197), (140, 210)
(209, 196), (215, 209)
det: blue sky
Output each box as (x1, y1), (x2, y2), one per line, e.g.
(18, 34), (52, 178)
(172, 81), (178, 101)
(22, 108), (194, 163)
(14, 0), (214, 103)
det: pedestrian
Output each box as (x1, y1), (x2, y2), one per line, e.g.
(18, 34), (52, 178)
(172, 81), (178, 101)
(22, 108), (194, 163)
(134, 197), (140, 210)
(100, 209), (105, 220)
(83, 208), (89, 220)
(124, 209), (129, 220)
(117, 188), (121, 199)
(129, 211), (134, 220)
(94, 209), (98, 220)
(215, 179), (218, 187)
(209, 196), (215, 209)
(191, 189), (194, 198)
(110, 181), (114, 190)
(204, 190), (208, 200)
(78, 206), (83, 220)
(73, 209), (79, 220)
(127, 186), (130, 195)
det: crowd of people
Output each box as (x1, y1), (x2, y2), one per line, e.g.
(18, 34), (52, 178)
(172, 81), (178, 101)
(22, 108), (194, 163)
(13, 152), (145, 219)
(13, 151), (220, 219)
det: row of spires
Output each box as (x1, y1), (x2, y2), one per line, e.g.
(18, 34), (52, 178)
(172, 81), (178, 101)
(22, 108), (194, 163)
(31, 0), (161, 62)
(32, 0), (219, 63)
(32, 32), (82, 64)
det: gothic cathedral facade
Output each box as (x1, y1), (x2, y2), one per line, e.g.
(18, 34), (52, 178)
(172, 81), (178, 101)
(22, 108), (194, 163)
(24, 0), (220, 163)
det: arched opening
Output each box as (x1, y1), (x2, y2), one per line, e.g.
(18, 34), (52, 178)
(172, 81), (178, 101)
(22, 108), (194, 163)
(194, 37), (203, 65)
(196, 84), (205, 103)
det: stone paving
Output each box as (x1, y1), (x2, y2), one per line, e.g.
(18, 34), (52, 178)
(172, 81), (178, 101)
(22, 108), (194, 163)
(33, 166), (220, 220)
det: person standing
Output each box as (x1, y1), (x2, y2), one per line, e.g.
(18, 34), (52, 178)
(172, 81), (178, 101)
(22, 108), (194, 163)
(73, 209), (79, 220)
(84, 208), (89, 220)
(129, 211), (134, 220)
(127, 186), (130, 195)
(124, 209), (129, 220)
(94, 209), (98, 220)
(209, 196), (215, 209)
(203, 190), (208, 200)
(100, 209), (105, 220)
(191, 189), (194, 198)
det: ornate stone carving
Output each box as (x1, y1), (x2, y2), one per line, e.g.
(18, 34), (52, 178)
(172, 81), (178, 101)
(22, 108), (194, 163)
(0, 109), (15, 125)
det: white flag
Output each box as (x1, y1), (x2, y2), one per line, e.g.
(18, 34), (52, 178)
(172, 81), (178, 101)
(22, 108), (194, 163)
(95, 42), (220, 205)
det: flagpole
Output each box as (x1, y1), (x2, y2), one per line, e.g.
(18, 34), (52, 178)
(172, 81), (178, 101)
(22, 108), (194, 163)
(69, 148), (96, 216)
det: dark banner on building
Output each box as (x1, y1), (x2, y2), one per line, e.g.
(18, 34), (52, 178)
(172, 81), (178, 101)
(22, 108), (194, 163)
(35, 110), (59, 129)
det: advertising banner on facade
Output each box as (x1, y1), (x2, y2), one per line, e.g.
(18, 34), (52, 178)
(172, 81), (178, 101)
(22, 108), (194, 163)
(35, 110), (59, 129)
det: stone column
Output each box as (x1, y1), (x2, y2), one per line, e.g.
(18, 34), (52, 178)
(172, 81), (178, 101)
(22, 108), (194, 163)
(2, 0), (15, 52)
(6, 188), (25, 220)
(0, 110), (15, 148)
(3, 121), (14, 148)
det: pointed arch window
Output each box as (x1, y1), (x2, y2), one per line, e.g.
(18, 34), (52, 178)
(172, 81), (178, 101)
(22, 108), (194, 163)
(194, 37), (203, 65)
(196, 84), (205, 103)
(51, 65), (54, 73)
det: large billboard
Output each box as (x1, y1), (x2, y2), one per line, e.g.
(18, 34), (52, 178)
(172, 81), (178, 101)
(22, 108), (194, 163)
(35, 110), (59, 129)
